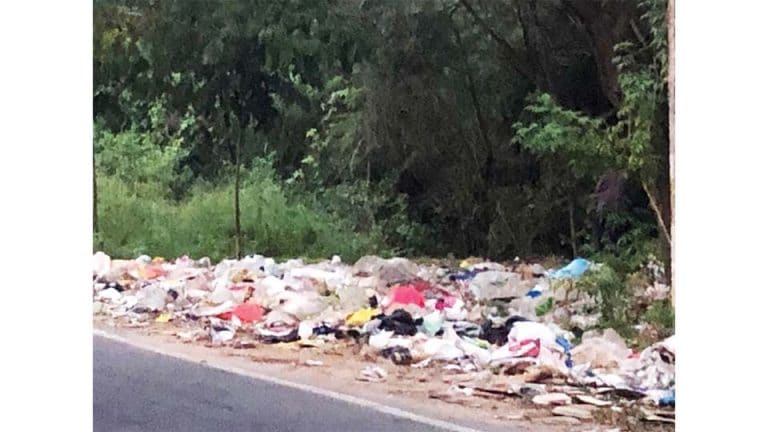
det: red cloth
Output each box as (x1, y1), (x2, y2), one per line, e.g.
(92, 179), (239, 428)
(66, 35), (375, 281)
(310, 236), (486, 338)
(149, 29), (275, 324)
(411, 279), (432, 292)
(219, 303), (265, 323)
(388, 283), (426, 308)
(435, 296), (457, 311)
(141, 264), (166, 280)
(508, 339), (541, 358)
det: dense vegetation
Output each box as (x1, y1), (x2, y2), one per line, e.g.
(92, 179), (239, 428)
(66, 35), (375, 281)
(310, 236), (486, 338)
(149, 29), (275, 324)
(94, 0), (671, 277)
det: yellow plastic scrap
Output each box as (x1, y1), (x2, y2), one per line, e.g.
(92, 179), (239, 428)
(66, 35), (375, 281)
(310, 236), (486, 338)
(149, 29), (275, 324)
(345, 307), (381, 327)
(231, 269), (252, 283)
(460, 257), (483, 268)
(155, 312), (173, 323)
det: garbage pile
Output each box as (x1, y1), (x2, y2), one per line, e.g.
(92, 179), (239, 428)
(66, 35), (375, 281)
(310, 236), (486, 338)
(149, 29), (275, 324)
(93, 251), (674, 419)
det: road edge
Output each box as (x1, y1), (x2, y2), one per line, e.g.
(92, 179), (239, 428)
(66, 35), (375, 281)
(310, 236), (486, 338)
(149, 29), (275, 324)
(93, 329), (484, 432)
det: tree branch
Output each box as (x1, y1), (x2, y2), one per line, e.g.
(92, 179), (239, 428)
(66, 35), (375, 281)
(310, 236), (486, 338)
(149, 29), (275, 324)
(642, 180), (672, 247)
(458, 0), (535, 82)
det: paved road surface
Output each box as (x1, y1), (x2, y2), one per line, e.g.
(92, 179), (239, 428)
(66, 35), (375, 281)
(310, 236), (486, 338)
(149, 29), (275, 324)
(93, 336), (465, 432)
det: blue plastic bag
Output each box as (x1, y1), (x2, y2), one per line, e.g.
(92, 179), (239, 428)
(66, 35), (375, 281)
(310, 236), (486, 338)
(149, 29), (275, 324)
(526, 289), (542, 298)
(555, 335), (574, 368)
(448, 270), (477, 281)
(551, 258), (590, 279)
(659, 390), (675, 407)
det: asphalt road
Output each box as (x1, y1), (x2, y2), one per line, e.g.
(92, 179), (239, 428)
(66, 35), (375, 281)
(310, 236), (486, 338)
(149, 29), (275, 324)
(93, 336), (462, 432)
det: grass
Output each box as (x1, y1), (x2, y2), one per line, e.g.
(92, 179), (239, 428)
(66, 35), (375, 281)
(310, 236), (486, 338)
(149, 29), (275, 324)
(95, 174), (385, 262)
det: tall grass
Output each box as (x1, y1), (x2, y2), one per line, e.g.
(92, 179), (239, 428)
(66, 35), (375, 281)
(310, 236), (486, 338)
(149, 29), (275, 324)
(95, 169), (387, 262)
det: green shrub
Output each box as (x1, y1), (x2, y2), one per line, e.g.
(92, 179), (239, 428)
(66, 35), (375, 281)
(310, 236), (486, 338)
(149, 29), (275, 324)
(643, 299), (675, 336)
(575, 263), (633, 337)
(96, 161), (387, 262)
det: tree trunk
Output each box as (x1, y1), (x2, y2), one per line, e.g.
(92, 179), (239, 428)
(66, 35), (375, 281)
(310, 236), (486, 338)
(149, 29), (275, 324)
(568, 198), (577, 258)
(234, 136), (242, 260)
(563, 0), (639, 110)
(93, 148), (99, 251)
(642, 181), (672, 247)
(452, 17), (496, 256)
(668, 0), (675, 305)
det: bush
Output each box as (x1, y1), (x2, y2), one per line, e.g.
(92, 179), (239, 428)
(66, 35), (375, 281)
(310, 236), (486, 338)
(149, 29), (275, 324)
(308, 180), (432, 257)
(575, 263), (633, 337)
(96, 161), (387, 262)
(643, 299), (675, 337)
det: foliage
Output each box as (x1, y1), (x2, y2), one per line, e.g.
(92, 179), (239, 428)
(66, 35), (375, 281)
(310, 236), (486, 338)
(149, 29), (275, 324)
(575, 264), (631, 335)
(643, 299), (675, 337)
(97, 161), (384, 262)
(94, 0), (671, 272)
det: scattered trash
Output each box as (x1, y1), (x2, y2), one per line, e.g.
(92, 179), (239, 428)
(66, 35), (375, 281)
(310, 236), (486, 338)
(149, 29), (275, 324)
(155, 312), (173, 323)
(480, 315), (529, 346)
(92, 250), (674, 422)
(345, 307), (380, 327)
(380, 346), (413, 365)
(659, 389), (675, 407)
(219, 303), (265, 324)
(385, 283), (425, 311)
(377, 309), (420, 336)
(420, 311), (443, 336)
(135, 285), (167, 311)
(208, 318), (236, 344)
(469, 271), (529, 300)
(357, 365), (388, 382)
(550, 258), (590, 279)
(97, 287), (122, 302)
(368, 330), (394, 349)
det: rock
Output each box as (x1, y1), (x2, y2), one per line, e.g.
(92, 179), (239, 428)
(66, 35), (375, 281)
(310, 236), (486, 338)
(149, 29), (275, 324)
(575, 395), (612, 407)
(539, 416), (581, 426)
(532, 392), (572, 406)
(470, 271), (530, 300)
(552, 404), (595, 420)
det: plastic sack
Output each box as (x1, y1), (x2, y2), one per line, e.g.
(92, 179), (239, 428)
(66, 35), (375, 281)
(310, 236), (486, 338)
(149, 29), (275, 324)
(550, 258), (590, 279)
(345, 307), (381, 327)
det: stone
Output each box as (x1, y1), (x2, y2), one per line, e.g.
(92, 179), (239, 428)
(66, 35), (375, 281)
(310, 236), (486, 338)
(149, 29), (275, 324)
(552, 404), (596, 420)
(539, 416), (582, 426)
(532, 392), (572, 406)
